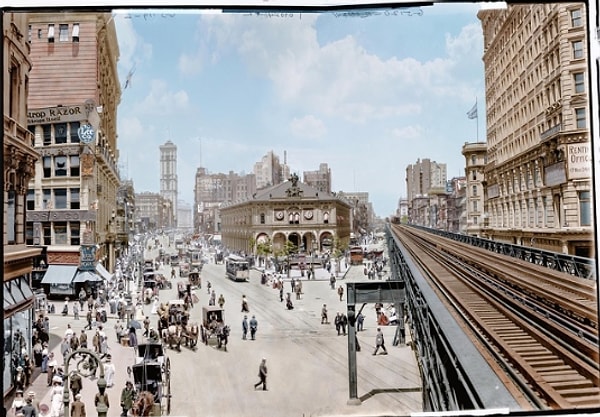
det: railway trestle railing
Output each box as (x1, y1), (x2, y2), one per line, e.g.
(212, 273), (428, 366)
(384, 224), (520, 412)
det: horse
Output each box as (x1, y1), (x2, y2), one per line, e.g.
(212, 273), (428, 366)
(131, 391), (155, 416)
(164, 324), (182, 351)
(183, 323), (199, 349)
(216, 324), (230, 351)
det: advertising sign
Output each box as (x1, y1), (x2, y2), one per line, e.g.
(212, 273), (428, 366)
(567, 143), (592, 180)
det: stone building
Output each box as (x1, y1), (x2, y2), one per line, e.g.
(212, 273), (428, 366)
(3, 11), (43, 396)
(461, 142), (487, 236)
(160, 140), (177, 227)
(478, 4), (593, 256)
(26, 12), (122, 274)
(220, 175), (352, 255)
(135, 192), (174, 232)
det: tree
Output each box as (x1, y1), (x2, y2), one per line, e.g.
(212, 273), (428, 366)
(332, 236), (347, 276)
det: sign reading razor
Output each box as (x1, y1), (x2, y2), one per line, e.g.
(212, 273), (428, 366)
(27, 105), (84, 124)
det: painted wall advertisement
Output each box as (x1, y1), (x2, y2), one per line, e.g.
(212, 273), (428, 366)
(567, 143), (591, 180)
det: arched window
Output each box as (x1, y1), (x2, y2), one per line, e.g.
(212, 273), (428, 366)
(323, 212), (329, 224)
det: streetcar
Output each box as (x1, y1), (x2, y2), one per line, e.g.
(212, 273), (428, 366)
(225, 254), (250, 281)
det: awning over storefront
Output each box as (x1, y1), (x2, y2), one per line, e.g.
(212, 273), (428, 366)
(73, 270), (102, 283)
(40, 265), (78, 284)
(95, 263), (113, 281)
(4, 277), (35, 313)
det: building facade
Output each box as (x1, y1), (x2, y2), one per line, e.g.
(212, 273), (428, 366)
(461, 142), (487, 236)
(479, 3), (593, 256)
(3, 11), (44, 397)
(160, 140), (177, 227)
(253, 150), (283, 190)
(193, 167), (257, 235)
(135, 192), (173, 232)
(26, 12), (122, 273)
(303, 163), (332, 194)
(220, 175), (352, 255)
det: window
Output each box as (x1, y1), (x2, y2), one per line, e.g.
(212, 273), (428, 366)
(59, 24), (68, 41)
(26, 224), (34, 245)
(324, 212), (329, 224)
(579, 191), (591, 226)
(43, 189), (51, 209)
(43, 125), (52, 146)
(70, 222), (80, 245)
(27, 190), (35, 211)
(260, 213), (265, 224)
(43, 224), (51, 245)
(575, 108), (586, 129)
(472, 170), (477, 180)
(570, 9), (582, 27)
(54, 222), (68, 245)
(55, 123), (67, 143)
(70, 121), (80, 143)
(48, 24), (55, 42)
(70, 155), (80, 176)
(43, 156), (52, 178)
(472, 185), (477, 197)
(574, 72), (585, 94)
(54, 189), (67, 209)
(471, 155), (476, 165)
(28, 25), (32, 43)
(55, 156), (68, 177)
(7, 190), (16, 244)
(8, 65), (18, 118)
(70, 188), (80, 209)
(473, 201), (478, 212)
(37, 28), (42, 39)
(572, 40), (583, 59)
(72, 23), (80, 42)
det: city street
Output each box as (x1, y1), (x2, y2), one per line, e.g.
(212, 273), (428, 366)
(7, 238), (421, 417)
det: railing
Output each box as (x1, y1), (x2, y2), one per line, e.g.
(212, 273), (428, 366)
(540, 123), (562, 141)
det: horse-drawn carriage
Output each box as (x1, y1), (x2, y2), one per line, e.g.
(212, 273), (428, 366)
(129, 341), (171, 416)
(188, 269), (201, 289)
(201, 306), (230, 350)
(157, 300), (199, 351)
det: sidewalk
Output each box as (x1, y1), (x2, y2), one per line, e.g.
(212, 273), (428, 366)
(5, 306), (144, 417)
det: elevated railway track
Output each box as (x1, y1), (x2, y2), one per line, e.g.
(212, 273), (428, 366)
(387, 223), (599, 411)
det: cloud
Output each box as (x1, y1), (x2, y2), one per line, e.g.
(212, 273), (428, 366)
(136, 79), (190, 115)
(445, 23), (483, 59)
(114, 14), (153, 80)
(290, 115), (327, 138)
(390, 125), (424, 140)
(178, 52), (204, 75)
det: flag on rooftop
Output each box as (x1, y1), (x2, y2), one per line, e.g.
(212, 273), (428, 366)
(467, 102), (477, 119)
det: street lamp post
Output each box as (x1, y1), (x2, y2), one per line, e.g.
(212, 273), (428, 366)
(62, 348), (108, 417)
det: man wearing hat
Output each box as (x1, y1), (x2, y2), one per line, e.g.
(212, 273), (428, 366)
(70, 370), (83, 398)
(120, 381), (136, 417)
(242, 315), (248, 340)
(70, 393), (86, 417)
(27, 391), (40, 415)
(253, 358), (268, 391)
(21, 395), (37, 417)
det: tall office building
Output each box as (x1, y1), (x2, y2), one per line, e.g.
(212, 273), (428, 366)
(478, 3), (592, 256)
(26, 12), (121, 272)
(253, 150), (283, 190)
(304, 163), (332, 193)
(405, 158), (447, 201)
(160, 140), (177, 227)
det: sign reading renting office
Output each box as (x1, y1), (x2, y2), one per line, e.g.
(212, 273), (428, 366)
(567, 143), (591, 180)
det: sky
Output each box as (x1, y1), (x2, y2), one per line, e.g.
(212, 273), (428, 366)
(113, 3), (488, 218)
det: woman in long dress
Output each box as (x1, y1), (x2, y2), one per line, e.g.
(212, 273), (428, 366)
(50, 376), (64, 417)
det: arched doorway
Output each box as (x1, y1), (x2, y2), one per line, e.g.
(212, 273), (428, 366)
(288, 233), (301, 252)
